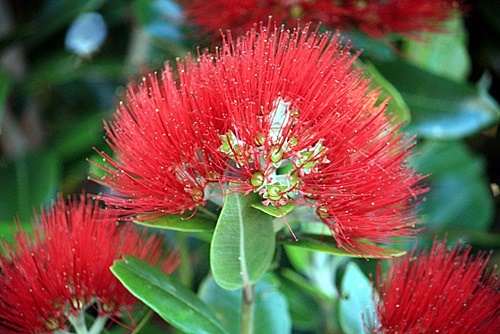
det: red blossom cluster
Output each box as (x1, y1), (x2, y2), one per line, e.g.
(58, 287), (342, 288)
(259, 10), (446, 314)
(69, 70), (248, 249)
(0, 193), (179, 333)
(373, 239), (500, 333)
(183, 0), (462, 39)
(92, 23), (426, 256)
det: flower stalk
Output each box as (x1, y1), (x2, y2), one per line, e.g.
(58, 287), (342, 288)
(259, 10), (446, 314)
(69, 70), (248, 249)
(67, 312), (88, 334)
(240, 284), (255, 334)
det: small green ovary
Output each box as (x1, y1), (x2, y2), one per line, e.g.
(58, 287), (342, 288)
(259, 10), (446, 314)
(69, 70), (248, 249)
(219, 130), (251, 166)
(251, 171), (265, 187)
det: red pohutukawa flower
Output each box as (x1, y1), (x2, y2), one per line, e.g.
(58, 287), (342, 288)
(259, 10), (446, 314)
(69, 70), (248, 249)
(0, 193), (179, 333)
(182, 0), (462, 39)
(92, 23), (426, 255)
(372, 240), (500, 333)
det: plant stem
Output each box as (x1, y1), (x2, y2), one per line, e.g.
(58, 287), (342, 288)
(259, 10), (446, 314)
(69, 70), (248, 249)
(176, 231), (193, 288)
(88, 315), (108, 334)
(197, 204), (219, 221)
(67, 311), (89, 334)
(131, 309), (154, 334)
(321, 300), (341, 334)
(240, 284), (255, 334)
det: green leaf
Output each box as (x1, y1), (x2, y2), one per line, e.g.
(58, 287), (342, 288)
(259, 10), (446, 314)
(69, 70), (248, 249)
(111, 256), (229, 334)
(283, 241), (311, 274)
(198, 275), (291, 334)
(250, 202), (295, 217)
(0, 221), (34, 246)
(403, 13), (470, 82)
(342, 30), (396, 61)
(279, 267), (331, 301)
(210, 191), (275, 290)
(0, 152), (60, 221)
(284, 238), (344, 298)
(338, 262), (376, 334)
(410, 140), (494, 233)
(276, 270), (323, 331)
(279, 234), (406, 258)
(50, 112), (104, 160)
(134, 214), (216, 232)
(362, 61), (411, 124)
(374, 57), (500, 139)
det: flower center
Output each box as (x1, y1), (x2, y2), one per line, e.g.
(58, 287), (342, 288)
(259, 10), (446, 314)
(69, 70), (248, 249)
(219, 98), (330, 206)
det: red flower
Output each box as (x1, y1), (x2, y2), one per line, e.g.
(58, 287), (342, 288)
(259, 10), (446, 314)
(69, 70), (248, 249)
(373, 239), (500, 333)
(351, 0), (463, 37)
(182, 0), (462, 39)
(92, 23), (425, 256)
(0, 193), (179, 333)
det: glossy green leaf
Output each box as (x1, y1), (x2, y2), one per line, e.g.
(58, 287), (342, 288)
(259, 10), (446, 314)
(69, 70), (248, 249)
(279, 267), (330, 301)
(198, 275), (291, 334)
(279, 234), (406, 258)
(283, 238), (344, 298)
(111, 256), (229, 334)
(134, 214), (216, 232)
(50, 112), (104, 160)
(0, 221), (33, 246)
(342, 30), (396, 61)
(250, 202), (295, 217)
(362, 61), (411, 124)
(403, 14), (470, 82)
(374, 57), (500, 139)
(276, 269), (323, 330)
(0, 152), (59, 221)
(338, 262), (376, 334)
(210, 192), (275, 290)
(283, 241), (311, 274)
(411, 140), (494, 233)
